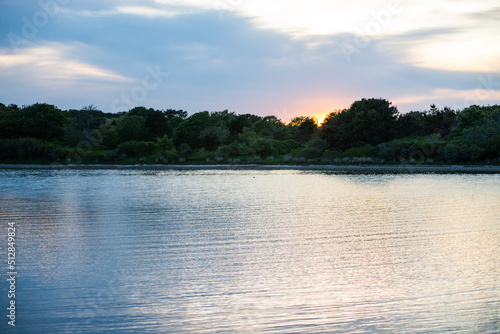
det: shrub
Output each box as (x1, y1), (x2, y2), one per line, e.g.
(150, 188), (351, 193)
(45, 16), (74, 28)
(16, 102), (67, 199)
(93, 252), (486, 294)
(343, 145), (378, 158)
(117, 141), (154, 157)
(0, 138), (58, 161)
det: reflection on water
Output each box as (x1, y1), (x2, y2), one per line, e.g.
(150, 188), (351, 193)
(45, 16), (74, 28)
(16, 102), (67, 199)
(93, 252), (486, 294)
(0, 169), (499, 333)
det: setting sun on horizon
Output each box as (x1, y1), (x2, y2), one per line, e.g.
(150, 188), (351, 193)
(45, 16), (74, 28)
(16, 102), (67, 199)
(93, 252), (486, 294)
(316, 114), (327, 127)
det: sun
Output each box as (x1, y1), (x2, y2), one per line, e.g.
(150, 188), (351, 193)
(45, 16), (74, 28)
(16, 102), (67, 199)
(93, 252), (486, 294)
(314, 113), (328, 127)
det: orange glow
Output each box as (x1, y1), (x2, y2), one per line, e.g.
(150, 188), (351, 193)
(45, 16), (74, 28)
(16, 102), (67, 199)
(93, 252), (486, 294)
(315, 113), (328, 127)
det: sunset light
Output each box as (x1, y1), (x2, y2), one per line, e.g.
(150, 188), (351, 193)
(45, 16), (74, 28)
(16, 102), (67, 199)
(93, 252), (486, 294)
(1, 0), (498, 116)
(1, 1), (500, 333)
(316, 114), (327, 127)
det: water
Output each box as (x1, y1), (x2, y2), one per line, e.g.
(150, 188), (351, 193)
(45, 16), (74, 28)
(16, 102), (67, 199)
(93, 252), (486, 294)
(0, 168), (499, 333)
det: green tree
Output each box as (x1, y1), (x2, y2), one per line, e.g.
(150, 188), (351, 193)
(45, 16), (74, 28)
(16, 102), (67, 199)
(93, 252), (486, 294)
(174, 110), (232, 150)
(98, 118), (120, 149)
(456, 105), (488, 131)
(129, 107), (168, 141)
(288, 116), (318, 142)
(164, 109), (188, 137)
(424, 105), (457, 139)
(301, 135), (328, 159)
(15, 103), (68, 141)
(452, 105), (500, 160)
(321, 98), (398, 150)
(174, 111), (211, 149)
(65, 105), (106, 147)
(396, 111), (428, 138)
(165, 109), (188, 120)
(253, 116), (288, 140)
(228, 113), (262, 136)
(116, 115), (146, 142)
(0, 103), (19, 138)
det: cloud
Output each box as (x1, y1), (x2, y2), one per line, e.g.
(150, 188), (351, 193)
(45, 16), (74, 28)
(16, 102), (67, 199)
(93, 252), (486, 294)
(464, 6), (500, 21)
(0, 42), (133, 83)
(56, 1), (199, 18)
(382, 27), (500, 72)
(0, 0), (499, 119)
(114, 6), (181, 17)
(0, 41), (137, 110)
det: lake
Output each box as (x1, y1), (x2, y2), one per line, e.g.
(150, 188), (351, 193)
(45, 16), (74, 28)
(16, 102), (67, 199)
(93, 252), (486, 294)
(0, 167), (499, 333)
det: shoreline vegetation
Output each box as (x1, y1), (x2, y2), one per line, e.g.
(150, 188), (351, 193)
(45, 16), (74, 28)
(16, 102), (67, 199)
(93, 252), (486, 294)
(1, 98), (499, 167)
(1, 164), (500, 173)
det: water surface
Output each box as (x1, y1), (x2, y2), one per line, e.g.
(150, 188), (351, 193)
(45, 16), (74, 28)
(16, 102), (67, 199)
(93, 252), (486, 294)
(0, 168), (499, 333)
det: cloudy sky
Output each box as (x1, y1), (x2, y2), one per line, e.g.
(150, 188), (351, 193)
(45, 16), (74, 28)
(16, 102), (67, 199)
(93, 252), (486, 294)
(1, 0), (499, 121)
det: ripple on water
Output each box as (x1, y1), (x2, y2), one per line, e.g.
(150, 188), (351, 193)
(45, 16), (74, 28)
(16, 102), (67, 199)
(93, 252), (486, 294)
(0, 169), (499, 333)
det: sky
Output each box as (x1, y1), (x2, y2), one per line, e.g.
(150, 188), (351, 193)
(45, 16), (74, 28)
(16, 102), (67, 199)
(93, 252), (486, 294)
(1, 0), (500, 122)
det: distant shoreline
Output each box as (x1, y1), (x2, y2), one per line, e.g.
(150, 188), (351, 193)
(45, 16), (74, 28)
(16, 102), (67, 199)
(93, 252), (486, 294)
(1, 164), (500, 173)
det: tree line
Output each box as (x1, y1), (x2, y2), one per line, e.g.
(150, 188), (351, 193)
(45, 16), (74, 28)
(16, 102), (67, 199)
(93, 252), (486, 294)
(0, 98), (499, 165)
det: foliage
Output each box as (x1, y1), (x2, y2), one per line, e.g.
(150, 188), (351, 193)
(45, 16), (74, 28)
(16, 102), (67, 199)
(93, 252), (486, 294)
(0, 99), (498, 165)
(378, 135), (443, 163)
(0, 103), (68, 141)
(253, 116), (289, 140)
(321, 98), (398, 150)
(288, 116), (318, 142)
(117, 141), (154, 157)
(343, 145), (379, 158)
(0, 138), (61, 161)
(129, 107), (168, 141)
(424, 105), (457, 139)
(65, 105), (106, 147)
(116, 115), (146, 142)
(156, 134), (175, 151)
